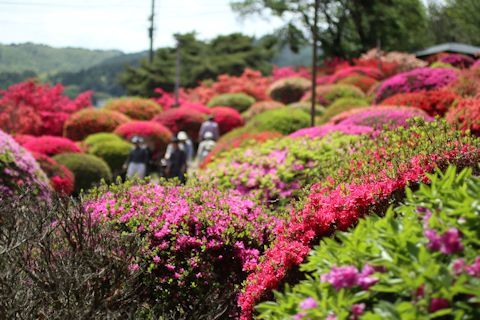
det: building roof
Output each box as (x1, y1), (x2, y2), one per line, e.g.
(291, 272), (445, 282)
(415, 42), (480, 57)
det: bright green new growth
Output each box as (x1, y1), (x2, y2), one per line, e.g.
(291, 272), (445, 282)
(83, 132), (123, 149)
(89, 140), (132, 175)
(246, 107), (310, 135)
(318, 98), (369, 124)
(207, 93), (256, 112)
(256, 166), (480, 319)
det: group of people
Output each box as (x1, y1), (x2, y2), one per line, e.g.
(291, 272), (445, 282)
(124, 115), (219, 183)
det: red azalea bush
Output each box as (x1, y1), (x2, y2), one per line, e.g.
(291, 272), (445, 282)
(337, 75), (379, 93)
(439, 54), (475, 69)
(238, 121), (480, 319)
(13, 134), (37, 146)
(446, 98), (480, 135)
(114, 121), (172, 153)
(63, 109), (131, 141)
(268, 77), (311, 104)
(271, 66), (310, 81)
(448, 68), (480, 97)
(33, 152), (75, 195)
(337, 106), (433, 130)
(374, 68), (459, 103)
(153, 107), (205, 140)
(242, 101), (285, 121)
(0, 80), (92, 136)
(301, 84), (365, 106)
(104, 97), (162, 120)
(380, 89), (460, 116)
(329, 66), (383, 83)
(22, 136), (82, 157)
(210, 107), (245, 135)
(289, 124), (374, 139)
(179, 102), (212, 115)
(360, 49), (427, 73)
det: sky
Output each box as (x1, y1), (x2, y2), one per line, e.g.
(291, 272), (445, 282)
(0, 0), (285, 53)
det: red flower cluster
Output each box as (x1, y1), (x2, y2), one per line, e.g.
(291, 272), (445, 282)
(64, 109), (131, 141)
(0, 80), (92, 136)
(337, 75), (379, 93)
(114, 121), (172, 153)
(22, 135), (81, 156)
(210, 107), (244, 135)
(104, 97), (162, 120)
(381, 90), (460, 116)
(153, 107), (205, 141)
(446, 98), (480, 135)
(33, 152), (75, 195)
(329, 66), (383, 83)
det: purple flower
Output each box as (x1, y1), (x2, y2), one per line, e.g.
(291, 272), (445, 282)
(452, 258), (466, 275)
(429, 298), (449, 313)
(293, 312), (306, 320)
(299, 297), (318, 310)
(466, 256), (480, 277)
(321, 266), (360, 289)
(439, 228), (463, 254)
(326, 314), (337, 320)
(351, 303), (366, 318)
(425, 229), (441, 251)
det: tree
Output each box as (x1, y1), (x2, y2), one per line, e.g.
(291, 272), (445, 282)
(231, 0), (430, 58)
(121, 33), (276, 97)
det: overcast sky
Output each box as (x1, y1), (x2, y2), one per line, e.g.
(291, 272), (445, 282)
(0, 0), (284, 53)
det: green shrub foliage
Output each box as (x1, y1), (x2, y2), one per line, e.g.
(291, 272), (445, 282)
(246, 107), (310, 135)
(88, 140), (132, 175)
(207, 93), (256, 113)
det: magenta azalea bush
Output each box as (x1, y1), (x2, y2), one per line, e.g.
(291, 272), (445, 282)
(256, 167), (480, 320)
(0, 129), (51, 199)
(374, 68), (458, 103)
(85, 180), (280, 315)
(337, 106), (433, 130)
(289, 124), (374, 139)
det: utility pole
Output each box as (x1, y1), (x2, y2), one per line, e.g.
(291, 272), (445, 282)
(148, 0), (155, 63)
(310, 0), (320, 127)
(174, 39), (181, 107)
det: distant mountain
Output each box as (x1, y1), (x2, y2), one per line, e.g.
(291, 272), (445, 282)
(0, 42), (123, 74)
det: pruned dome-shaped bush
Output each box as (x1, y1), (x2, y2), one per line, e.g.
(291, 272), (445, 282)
(82, 132), (123, 150)
(153, 108), (205, 141)
(337, 106), (433, 130)
(337, 74), (379, 93)
(301, 84), (365, 106)
(114, 121), (172, 154)
(103, 97), (162, 120)
(246, 107), (310, 135)
(85, 180), (281, 317)
(22, 135), (81, 157)
(207, 93), (256, 113)
(286, 101), (325, 116)
(242, 101), (284, 121)
(317, 97), (369, 124)
(63, 109), (130, 141)
(380, 89), (460, 117)
(33, 152), (75, 195)
(53, 153), (112, 195)
(88, 140), (132, 175)
(210, 106), (244, 135)
(439, 53), (475, 69)
(374, 67), (458, 103)
(0, 129), (51, 199)
(268, 77), (311, 104)
(446, 98), (480, 136)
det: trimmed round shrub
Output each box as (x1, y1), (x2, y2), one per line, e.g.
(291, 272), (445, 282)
(430, 61), (455, 69)
(0, 129), (51, 199)
(337, 75), (379, 93)
(289, 124), (374, 139)
(83, 132), (123, 150)
(210, 106), (244, 135)
(114, 121), (172, 154)
(207, 93), (256, 113)
(247, 107), (310, 135)
(179, 102), (212, 115)
(439, 53), (475, 69)
(317, 98), (369, 124)
(153, 108), (205, 141)
(301, 84), (365, 106)
(104, 97), (162, 120)
(268, 77), (311, 104)
(64, 109), (131, 141)
(256, 167), (480, 320)
(381, 89), (460, 116)
(201, 135), (358, 208)
(88, 140), (132, 175)
(201, 130), (282, 168)
(53, 153), (112, 195)
(374, 67), (459, 103)
(33, 152), (75, 195)
(446, 98), (480, 136)
(337, 106), (433, 130)
(85, 180), (280, 317)
(22, 135), (81, 156)
(286, 101), (325, 116)
(242, 101), (285, 121)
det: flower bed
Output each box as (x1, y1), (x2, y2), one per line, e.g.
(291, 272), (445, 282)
(256, 167), (480, 320)
(104, 97), (162, 120)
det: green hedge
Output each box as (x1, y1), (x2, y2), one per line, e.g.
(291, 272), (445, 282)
(88, 140), (132, 175)
(83, 132), (123, 149)
(247, 107), (310, 135)
(207, 93), (256, 112)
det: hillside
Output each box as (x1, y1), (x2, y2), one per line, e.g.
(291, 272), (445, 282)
(0, 42), (122, 74)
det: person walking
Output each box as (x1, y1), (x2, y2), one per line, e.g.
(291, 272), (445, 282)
(196, 131), (216, 164)
(166, 137), (187, 183)
(177, 131), (194, 165)
(199, 115), (219, 141)
(124, 136), (149, 179)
